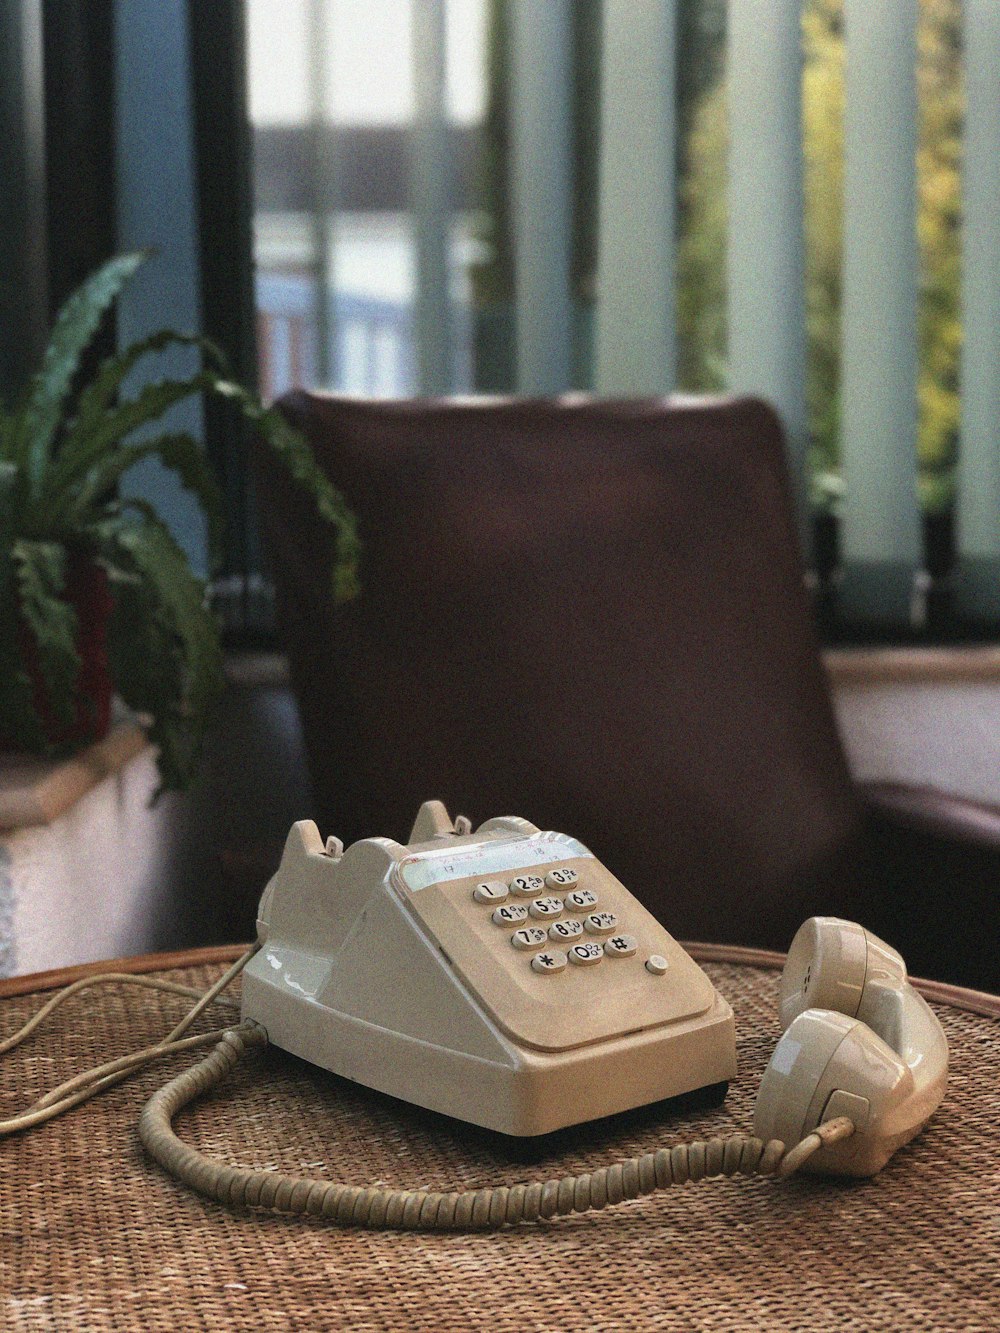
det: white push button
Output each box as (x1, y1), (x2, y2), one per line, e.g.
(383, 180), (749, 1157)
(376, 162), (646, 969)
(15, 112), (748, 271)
(548, 918), (584, 942)
(492, 903), (528, 925)
(544, 867), (579, 890)
(531, 949), (568, 975)
(529, 896), (563, 919)
(645, 954), (669, 975)
(584, 912), (619, 936)
(473, 880), (508, 904)
(565, 888), (598, 911)
(568, 942), (604, 967)
(510, 874), (546, 898)
(604, 934), (637, 958)
(511, 926), (548, 951)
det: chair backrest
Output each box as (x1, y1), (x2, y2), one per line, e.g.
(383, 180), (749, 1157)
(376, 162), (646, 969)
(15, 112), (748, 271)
(256, 392), (865, 949)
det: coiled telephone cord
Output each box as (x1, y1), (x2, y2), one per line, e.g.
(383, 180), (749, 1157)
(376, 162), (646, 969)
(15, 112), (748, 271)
(138, 1022), (856, 1231)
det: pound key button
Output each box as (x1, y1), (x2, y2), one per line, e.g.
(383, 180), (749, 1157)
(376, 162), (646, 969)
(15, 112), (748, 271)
(604, 934), (637, 958)
(568, 942), (604, 967)
(511, 926), (549, 951)
(531, 949), (568, 975)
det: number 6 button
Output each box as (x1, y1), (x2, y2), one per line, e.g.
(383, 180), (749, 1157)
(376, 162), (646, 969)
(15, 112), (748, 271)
(565, 888), (598, 911)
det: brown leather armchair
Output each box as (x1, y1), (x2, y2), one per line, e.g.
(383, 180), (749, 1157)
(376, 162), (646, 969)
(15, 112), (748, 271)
(254, 392), (1000, 991)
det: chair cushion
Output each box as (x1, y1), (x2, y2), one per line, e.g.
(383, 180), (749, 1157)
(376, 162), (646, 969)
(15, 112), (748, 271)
(255, 393), (864, 948)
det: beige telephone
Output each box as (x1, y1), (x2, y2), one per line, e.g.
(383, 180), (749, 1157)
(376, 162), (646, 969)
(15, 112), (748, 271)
(240, 801), (738, 1137)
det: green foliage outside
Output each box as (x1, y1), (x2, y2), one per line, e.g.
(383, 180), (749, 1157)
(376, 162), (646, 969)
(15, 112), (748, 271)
(678, 0), (963, 515)
(0, 253), (359, 792)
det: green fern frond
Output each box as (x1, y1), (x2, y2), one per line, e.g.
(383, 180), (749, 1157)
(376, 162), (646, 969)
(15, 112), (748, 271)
(10, 540), (80, 727)
(17, 252), (149, 489)
(71, 328), (229, 447)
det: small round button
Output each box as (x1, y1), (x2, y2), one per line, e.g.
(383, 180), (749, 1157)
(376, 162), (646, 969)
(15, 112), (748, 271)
(565, 888), (599, 911)
(646, 954), (669, 975)
(529, 896), (563, 919)
(604, 934), (637, 958)
(584, 912), (619, 936)
(548, 918), (584, 942)
(473, 880), (508, 904)
(511, 926), (548, 951)
(544, 867), (579, 890)
(492, 903), (528, 926)
(509, 874), (546, 897)
(568, 942), (604, 967)
(531, 949), (568, 975)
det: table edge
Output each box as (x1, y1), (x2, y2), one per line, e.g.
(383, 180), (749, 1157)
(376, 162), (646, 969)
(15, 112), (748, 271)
(2, 940), (997, 1019)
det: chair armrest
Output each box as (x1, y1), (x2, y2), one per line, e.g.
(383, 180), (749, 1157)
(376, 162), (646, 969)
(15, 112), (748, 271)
(859, 780), (1000, 851)
(855, 780), (1000, 992)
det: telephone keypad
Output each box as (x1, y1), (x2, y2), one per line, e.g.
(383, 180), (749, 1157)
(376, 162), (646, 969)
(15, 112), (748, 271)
(565, 888), (599, 911)
(492, 903), (529, 926)
(548, 918), (584, 942)
(567, 941), (604, 967)
(511, 926), (549, 951)
(544, 867), (579, 890)
(584, 912), (619, 936)
(531, 949), (568, 975)
(604, 934), (637, 958)
(473, 880), (509, 904)
(528, 896), (563, 919)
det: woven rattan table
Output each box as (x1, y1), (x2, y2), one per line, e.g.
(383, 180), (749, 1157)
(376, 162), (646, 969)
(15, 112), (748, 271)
(1, 943), (997, 1331)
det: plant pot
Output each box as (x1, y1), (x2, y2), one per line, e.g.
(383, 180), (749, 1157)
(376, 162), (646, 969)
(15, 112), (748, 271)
(10, 552), (115, 750)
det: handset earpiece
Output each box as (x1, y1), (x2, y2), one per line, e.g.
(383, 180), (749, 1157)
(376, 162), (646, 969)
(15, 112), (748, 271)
(754, 917), (949, 1176)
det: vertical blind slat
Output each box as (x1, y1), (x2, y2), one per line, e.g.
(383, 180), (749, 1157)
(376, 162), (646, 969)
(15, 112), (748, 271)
(412, 0), (453, 395)
(509, 0), (573, 395)
(306, 0), (335, 388)
(594, 0), (677, 396)
(839, 0), (921, 621)
(957, 0), (1000, 617)
(727, 0), (808, 547)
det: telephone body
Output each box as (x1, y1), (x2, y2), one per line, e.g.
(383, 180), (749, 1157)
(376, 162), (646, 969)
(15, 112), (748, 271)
(241, 802), (736, 1136)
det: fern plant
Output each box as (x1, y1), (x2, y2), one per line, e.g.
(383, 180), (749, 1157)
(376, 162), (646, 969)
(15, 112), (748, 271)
(0, 251), (358, 793)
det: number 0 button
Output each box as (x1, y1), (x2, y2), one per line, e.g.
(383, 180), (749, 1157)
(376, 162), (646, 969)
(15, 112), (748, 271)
(568, 942), (604, 966)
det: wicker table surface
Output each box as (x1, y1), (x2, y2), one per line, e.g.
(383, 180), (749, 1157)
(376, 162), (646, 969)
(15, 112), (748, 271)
(1, 944), (997, 1332)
